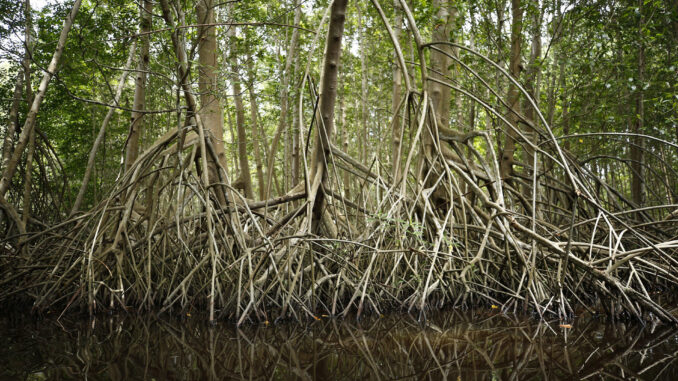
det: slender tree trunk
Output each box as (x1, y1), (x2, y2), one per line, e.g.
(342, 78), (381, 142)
(421, 0), (456, 186)
(309, 0), (348, 234)
(631, 0), (645, 206)
(125, 0), (152, 172)
(197, 0), (229, 192)
(1, 74), (23, 171)
(429, 0), (456, 132)
(339, 92), (350, 198)
(391, 0), (403, 183)
(256, 105), (270, 175)
(291, 37), (301, 187)
(452, 8), (462, 127)
(467, 28), (476, 132)
(223, 96), (238, 177)
(279, 26), (289, 193)
(492, 0), (506, 150)
(246, 57), (265, 200)
(265, 0), (301, 199)
(559, 63), (570, 152)
(523, 1), (542, 190)
(284, 107), (291, 190)
(72, 42), (137, 214)
(23, 0), (33, 122)
(0, 0), (81, 199)
(21, 129), (35, 229)
(545, 68), (557, 128)
(499, 0), (523, 181)
(21, 0), (34, 231)
(232, 66), (253, 199)
(227, 26), (254, 199)
(546, 1), (563, 130)
(358, 2), (369, 165)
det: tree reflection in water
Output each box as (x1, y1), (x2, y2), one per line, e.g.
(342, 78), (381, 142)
(2, 310), (677, 380)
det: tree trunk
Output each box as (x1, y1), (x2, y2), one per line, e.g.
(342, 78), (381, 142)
(545, 68), (557, 129)
(125, 0), (152, 172)
(308, 0), (348, 234)
(358, 2), (369, 165)
(523, 1), (542, 196)
(421, 0), (456, 187)
(631, 0), (645, 206)
(159, 0), (227, 324)
(21, 0), (34, 232)
(339, 92), (350, 198)
(197, 0), (229, 199)
(491, 0), (506, 150)
(429, 0), (456, 133)
(291, 36), (301, 188)
(0, 0), (82, 199)
(467, 27), (476, 132)
(246, 57), (265, 201)
(1, 74), (23, 171)
(546, 1), (563, 130)
(391, 0), (403, 183)
(223, 96), (238, 178)
(264, 0), (302, 199)
(21, 128), (35, 230)
(499, 0), (523, 181)
(228, 26), (254, 199)
(559, 62), (569, 152)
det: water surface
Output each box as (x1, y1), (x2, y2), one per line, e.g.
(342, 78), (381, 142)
(2, 310), (677, 380)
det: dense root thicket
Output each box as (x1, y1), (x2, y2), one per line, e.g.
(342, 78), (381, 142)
(2, 104), (676, 324)
(1, 1), (677, 325)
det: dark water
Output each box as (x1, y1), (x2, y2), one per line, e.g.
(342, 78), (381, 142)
(2, 310), (678, 380)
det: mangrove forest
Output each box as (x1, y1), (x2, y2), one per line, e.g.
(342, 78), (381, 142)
(0, 0), (677, 328)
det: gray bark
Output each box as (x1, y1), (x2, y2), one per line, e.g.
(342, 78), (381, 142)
(125, 0), (152, 172)
(228, 25), (254, 199)
(499, 0), (523, 181)
(309, 0), (348, 234)
(247, 57), (265, 200)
